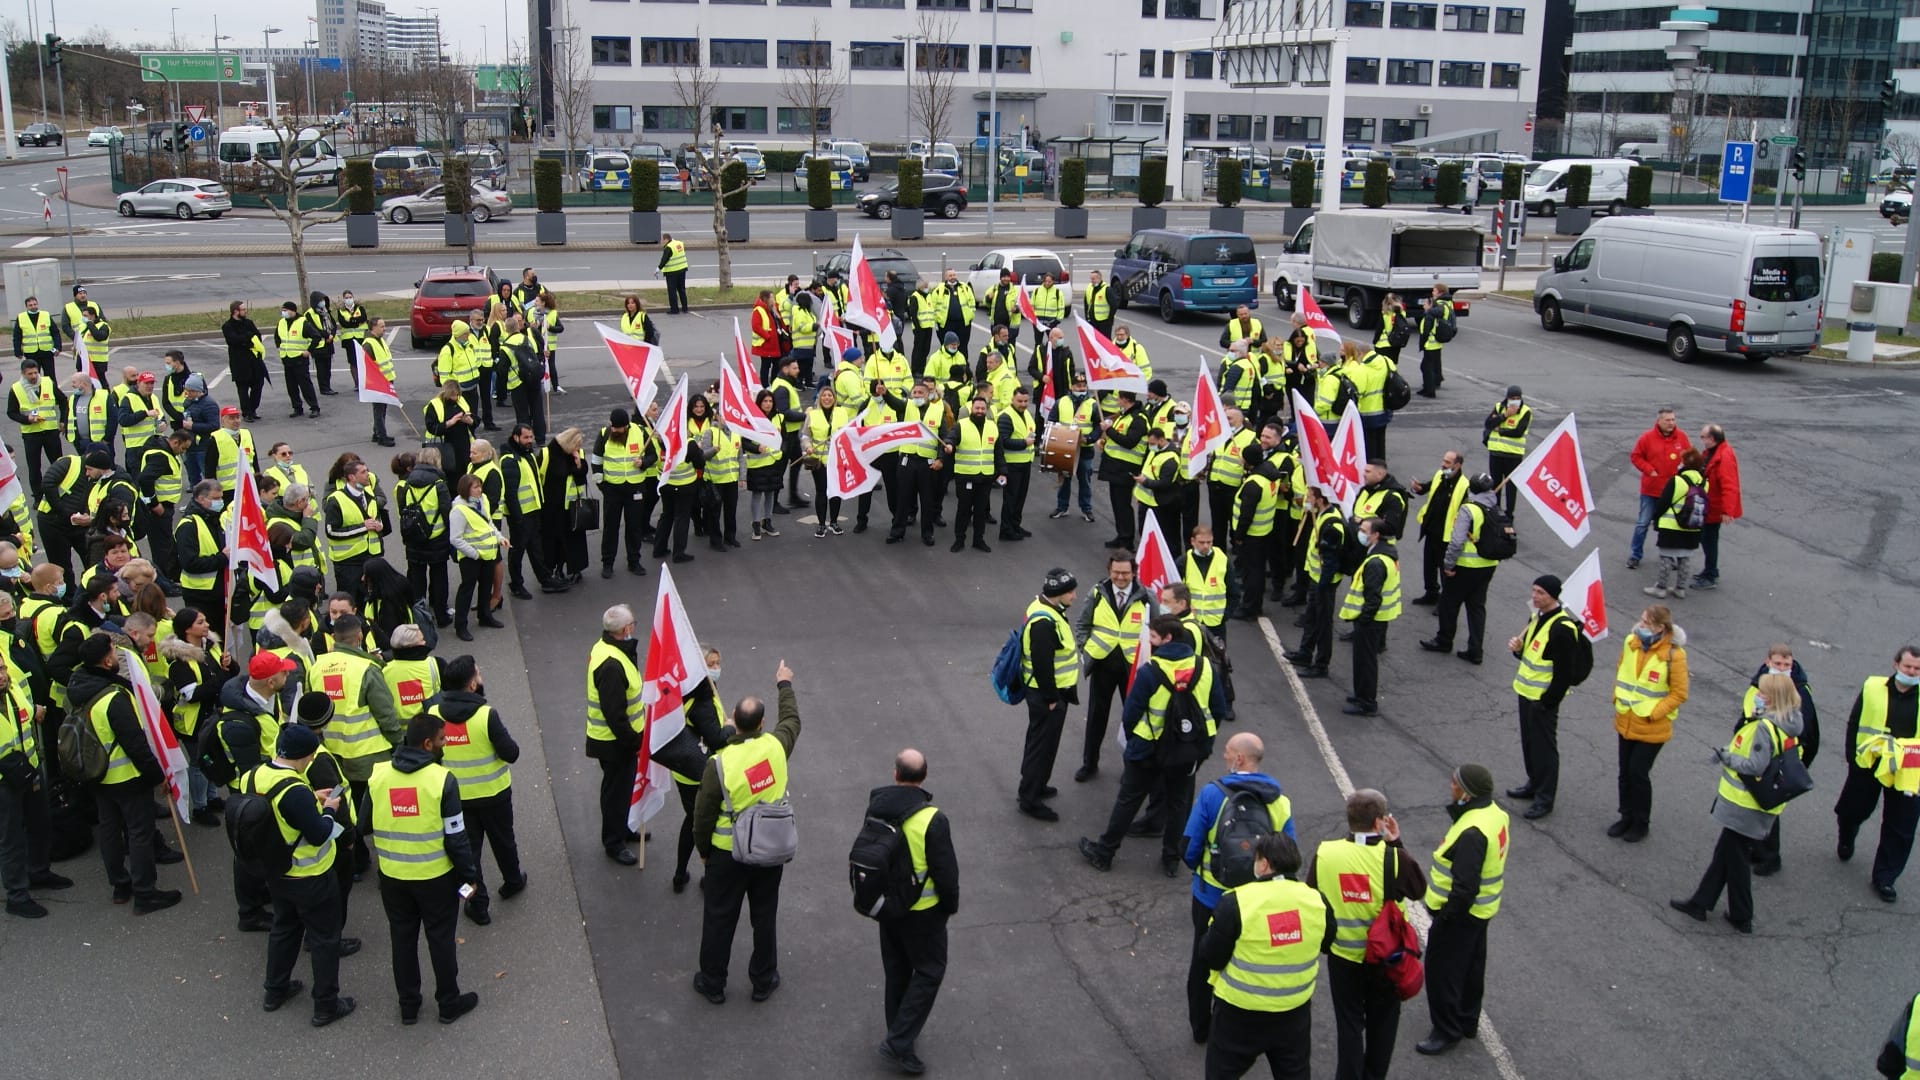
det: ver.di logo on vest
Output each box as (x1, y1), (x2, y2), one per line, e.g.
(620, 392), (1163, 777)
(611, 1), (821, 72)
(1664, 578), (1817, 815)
(1266, 909), (1304, 947)
(745, 759), (776, 794)
(443, 723), (470, 746)
(397, 679), (425, 706)
(1338, 873), (1373, 904)
(323, 673), (346, 701)
(389, 787), (421, 816)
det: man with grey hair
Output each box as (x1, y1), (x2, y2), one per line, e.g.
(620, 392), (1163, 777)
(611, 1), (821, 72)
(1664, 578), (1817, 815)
(587, 604), (645, 865)
(271, 480), (325, 579)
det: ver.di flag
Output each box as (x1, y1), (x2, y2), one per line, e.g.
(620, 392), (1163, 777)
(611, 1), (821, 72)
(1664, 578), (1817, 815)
(1119, 613), (1155, 749)
(655, 374), (692, 477)
(630, 565), (707, 829)
(827, 420), (927, 500)
(1184, 357), (1231, 479)
(596, 322), (665, 417)
(1135, 507), (1178, 597)
(846, 234), (898, 350)
(1559, 548), (1609, 642)
(226, 467), (279, 593)
(1511, 411), (1596, 548)
(1077, 321), (1148, 394)
(122, 646), (191, 824)
(357, 330), (402, 408)
(719, 360), (781, 446)
(1326, 397), (1368, 515)
(1296, 287), (1345, 356)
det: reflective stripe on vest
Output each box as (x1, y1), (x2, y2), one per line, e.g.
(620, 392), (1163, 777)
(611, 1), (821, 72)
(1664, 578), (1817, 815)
(1424, 803), (1510, 918)
(712, 734), (787, 852)
(453, 501), (500, 559)
(902, 804), (941, 910)
(1234, 475), (1278, 537)
(1212, 878), (1326, 1012)
(1338, 551), (1402, 622)
(120, 391), (160, 444)
(1512, 609), (1573, 700)
(704, 425), (740, 485)
(313, 652), (391, 761)
(276, 316), (310, 358)
(1209, 427), (1256, 486)
(1657, 469), (1705, 533)
(1182, 547), (1229, 625)
(383, 657), (442, 721)
(1135, 447), (1178, 507)
(1020, 599), (1081, 690)
(1201, 788), (1292, 891)
(1902, 992), (1920, 1080)
(1456, 503), (1498, 569)
(1133, 655), (1217, 742)
(954, 417), (996, 475)
(12, 380), (56, 433)
(585, 639), (644, 745)
(87, 687), (138, 785)
(65, 392), (112, 447)
(661, 238), (688, 273)
(600, 427), (648, 485)
(1422, 469), (1468, 542)
(441, 704), (511, 798)
(178, 515), (222, 590)
(16, 311), (52, 353)
(1613, 644), (1673, 720)
(326, 489), (380, 563)
(1305, 511), (1344, 584)
(1085, 590), (1149, 662)
(215, 428), (254, 492)
(999, 408), (1035, 464)
(367, 760), (453, 879)
(1313, 838), (1390, 962)
(508, 454), (544, 514)
(1487, 405), (1531, 455)
(1716, 717), (1790, 816)
(246, 765), (336, 877)
(1103, 412), (1147, 468)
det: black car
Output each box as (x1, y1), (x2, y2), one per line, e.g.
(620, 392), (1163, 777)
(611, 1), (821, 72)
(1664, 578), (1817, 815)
(857, 175), (969, 220)
(19, 123), (62, 147)
(815, 248), (921, 291)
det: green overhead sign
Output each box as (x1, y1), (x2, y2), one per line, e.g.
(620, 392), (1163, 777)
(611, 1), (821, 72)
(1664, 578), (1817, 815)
(139, 53), (245, 83)
(474, 65), (529, 93)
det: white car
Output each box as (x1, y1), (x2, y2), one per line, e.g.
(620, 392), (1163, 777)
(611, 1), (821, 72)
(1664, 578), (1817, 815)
(963, 248), (1076, 314)
(381, 183), (514, 224)
(116, 178), (232, 219)
(86, 126), (124, 147)
(1881, 188), (1912, 222)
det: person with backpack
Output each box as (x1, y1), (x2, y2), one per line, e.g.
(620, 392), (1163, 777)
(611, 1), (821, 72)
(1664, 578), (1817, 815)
(1645, 447), (1707, 600)
(1626, 407), (1692, 570)
(288, 690), (365, 935)
(217, 651), (297, 931)
(1413, 283), (1454, 399)
(238, 722), (357, 1027)
(1015, 569), (1082, 821)
(858, 748), (960, 1076)
(691, 659), (801, 1005)
(1339, 516), (1402, 717)
(399, 448), (454, 627)
(1419, 473), (1503, 666)
(1745, 645), (1819, 876)
(1340, 342), (1399, 459)
(1373, 293), (1409, 363)
(1505, 576), (1589, 822)
(1197, 833), (1332, 1079)
(1179, 732), (1296, 1045)
(1306, 788), (1429, 1080)
(1611, 605), (1690, 843)
(1283, 488), (1348, 680)
(1078, 614), (1225, 877)
(69, 633), (181, 913)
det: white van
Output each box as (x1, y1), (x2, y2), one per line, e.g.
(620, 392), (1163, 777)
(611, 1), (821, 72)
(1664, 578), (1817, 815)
(216, 125), (344, 186)
(1532, 216), (1822, 363)
(1522, 157), (1637, 216)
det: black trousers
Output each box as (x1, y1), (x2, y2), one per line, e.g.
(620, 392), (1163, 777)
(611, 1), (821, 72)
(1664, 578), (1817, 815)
(1018, 695), (1070, 805)
(94, 781), (159, 897)
(637, 477), (661, 537)
(1517, 697), (1560, 805)
(453, 556), (492, 631)
(1433, 565), (1494, 655)
(1205, 999), (1311, 1080)
(282, 357), (320, 413)
(379, 871), (463, 1014)
(1328, 955), (1400, 1080)
(953, 475), (990, 543)
(1234, 534), (1270, 616)
(1488, 451), (1522, 516)
(698, 850), (783, 991)
(461, 377), (491, 428)
(266, 871), (344, 1012)
(1424, 913), (1488, 1041)
(0, 779), (52, 903)
(857, 456), (898, 528)
(597, 753), (637, 853)
(406, 555), (449, 620)
(339, 338), (362, 388)
(999, 463), (1030, 538)
(879, 909), (949, 1058)
(334, 556), (369, 605)
(601, 483), (646, 568)
(675, 781), (700, 880)
(1349, 619), (1386, 708)
(463, 792), (523, 906)
(1615, 737), (1663, 829)
(512, 387), (545, 442)
(20, 430), (60, 495)
(653, 483), (694, 558)
(910, 328), (933, 377)
(1107, 479), (1136, 546)
(235, 376), (265, 420)
(1082, 653), (1129, 771)
(184, 587), (227, 637)
(37, 526), (77, 589)
(1298, 579), (1339, 666)
(712, 482), (739, 545)
(507, 515), (551, 589)
(664, 270), (689, 313)
(1835, 762), (1920, 889)
(146, 502), (180, 579)
(313, 346), (337, 394)
(1188, 898), (1217, 1039)
(1686, 826), (1756, 925)
(808, 464), (843, 526)
(1418, 348), (1444, 394)
(893, 458), (938, 540)
(1093, 755), (1197, 861)
(1418, 533), (1447, 600)
(1209, 482), (1236, 538)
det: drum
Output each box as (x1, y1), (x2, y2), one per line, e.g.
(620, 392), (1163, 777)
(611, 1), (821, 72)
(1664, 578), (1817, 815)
(1040, 422), (1079, 473)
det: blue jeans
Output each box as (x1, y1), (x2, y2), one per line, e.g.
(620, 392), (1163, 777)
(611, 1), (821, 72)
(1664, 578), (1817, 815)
(1629, 493), (1660, 561)
(1699, 523), (1721, 580)
(1054, 450), (1094, 514)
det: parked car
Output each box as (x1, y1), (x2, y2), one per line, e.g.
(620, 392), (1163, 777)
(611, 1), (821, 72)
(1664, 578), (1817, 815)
(580, 150), (633, 191)
(370, 145), (442, 192)
(856, 173), (968, 219)
(629, 143), (680, 190)
(795, 153), (855, 190)
(1110, 226), (1259, 323)
(217, 125), (344, 186)
(924, 152), (962, 180)
(86, 126), (125, 148)
(816, 247), (921, 291)
(1523, 157), (1637, 216)
(409, 265), (505, 350)
(453, 146), (509, 186)
(823, 139), (871, 181)
(730, 143), (768, 181)
(964, 248), (1075, 311)
(115, 178), (232, 220)
(997, 148), (1049, 186)
(1881, 188), (1911, 221)
(18, 123), (62, 147)
(382, 184), (514, 224)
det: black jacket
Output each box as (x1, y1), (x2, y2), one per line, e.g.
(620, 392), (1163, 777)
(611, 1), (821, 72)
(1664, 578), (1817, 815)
(399, 464), (453, 557)
(1022, 597), (1080, 705)
(1747, 658), (1820, 767)
(1198, 878), (1335, 974)
(1429, 795), (1494, 922)
(1358, 475), (1411, 539)
(1514, 606), (1583, 708)
(356, 744), (480, 883)
(68, 660), (162, 788)
(436, 688), (522, 775)
(1418, 473), (1464, 537)
(218, 675), (282, 773)
(175, 503), (228, 580)
(865, 783), (960, 916)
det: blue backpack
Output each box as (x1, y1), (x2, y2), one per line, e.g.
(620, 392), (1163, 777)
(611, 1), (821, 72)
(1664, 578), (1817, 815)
(991, 618), (1041, 705)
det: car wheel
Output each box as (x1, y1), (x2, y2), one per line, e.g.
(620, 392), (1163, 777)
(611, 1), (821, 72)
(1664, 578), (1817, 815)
(1666, 324), (1697, 364)
(471, 205), (492, 223)
(117, 201), (135, 217)
(876, 202), (894, 220)
(175, 203), (194, 220)
(1539, 297), (1563, 332)
(411, 333), (427, 350)
(1158, 291), (1179, 324)
(1539, 199), (1556, 217)
(206, 211), (223, 219)
(51, 135), (60, 146)
(1274, 279), (1295, 311)
(940, 200), (961, 219)
(391, 206), (412, 224)
(1344, 287), (1372, 330)
(1608, 199), (1626, 216)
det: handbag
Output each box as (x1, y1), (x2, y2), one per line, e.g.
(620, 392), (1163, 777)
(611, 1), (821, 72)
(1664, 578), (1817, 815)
(570, 476), (602, 532)
(1362, 844), (1425, 1001)
(1740, 719), (1814, 810)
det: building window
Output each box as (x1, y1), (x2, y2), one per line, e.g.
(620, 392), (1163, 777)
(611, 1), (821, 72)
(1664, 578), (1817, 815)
(1139, 49), (1156, 77)
(711, 39), (768, 68)
(1381, 118), (1429, 143)
(1389, 2), (1437, 29)
(777, 40), (832, 69)
(918, 0), (970, 9)
(919, 43), (970, 71)
(1274, 114), (1322, 141)
(1186, 52), (1214, 79)
(984, 0), (1033, 9)
(1493, 6), (1524, 33)
(1438, 60), (1484, 88)
(1217, 113), (1252, 140)
(1141, 102), (1166, 124)
(851, 0), (905, 6)
(711, 0), (765, 4)
(642, 105), (698, 130)
(713, 106), (769, 133)
(1143, 0), (1157, 15)
(849, 41), (905, 70)
(1166, 0), (1206, 17)
(1385, 59), (1431, 85)
(591, 36), (632, 65)
(1185, 113), (1210, 139)
(640, 37), (699, 66)
(1346, 1), (1383, 27)
(776, 107), (832, 133)
(1113, 102), (1136, 123)
(1162, 50), (1176, 78)
(978, 45), (1032, 73)
(1491, 62), (1521, 89)
(1443, 4), (1487, 31)
(593, 105), (634, 133)
(1347, 56), (1380, 84)
(779, 0), (830, 5)
(1344, 117), (1376, 143)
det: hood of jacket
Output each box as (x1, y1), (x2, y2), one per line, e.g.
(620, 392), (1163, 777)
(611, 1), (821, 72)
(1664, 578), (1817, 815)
(438, 688), (486, 724)
(157, 635), (208, 664)
(866, 783), (934, 822)
(219, 673), (276, 715)
(405, 464), (447, 489)
(1369, 539), (1400, 562)
(390, 642), (434, 663)
(1214, 772), (1283, 802)
(260, 608), (313, 659)
(391, 745), (438, 773)
(1467, 488), (1499, 510)
(1367, 475), (1409, 497)
(67, 662), (127, 708)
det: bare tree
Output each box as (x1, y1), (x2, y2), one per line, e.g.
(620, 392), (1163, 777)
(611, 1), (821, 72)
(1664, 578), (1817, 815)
(415, 53), (478, 149)
(549, 29), (595, 190)
(909, 14), (960, 149)
(250, 119), (357, 306)
(777, 21), (841, 154)
(1887, 131), (1920, 170)
(670, 46), (752, 288)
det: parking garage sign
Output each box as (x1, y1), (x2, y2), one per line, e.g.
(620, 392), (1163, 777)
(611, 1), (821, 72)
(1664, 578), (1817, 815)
(1720, 141), (1755, 205)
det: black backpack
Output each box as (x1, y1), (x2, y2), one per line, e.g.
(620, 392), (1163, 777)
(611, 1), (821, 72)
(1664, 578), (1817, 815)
(1207, 784), (1278, 889)
(1387, 317), (1413, 349)
(196, 719), (239, 787)
(1432, 308), (1459, 344)
(1330, 373), (1359, 416)
(1381, 366), (1413, 411)
(225, 771), (300, 878)
(397, 484), (434, 547)
(1154, 666), (1213, 770)
(1472, 505), (1518, 560)
(1559, 612), (1595, 687)
(848, 806), (932, 921)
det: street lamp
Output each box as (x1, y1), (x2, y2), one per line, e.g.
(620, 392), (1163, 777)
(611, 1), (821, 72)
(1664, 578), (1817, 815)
(1105, 49), (1127, 136)
(171, 8), (180, 50)
(304, 40), (319, 120)
(893, 33), (922, 147)
(263, 27), (282, 120)
(839, 46), (863, 146)
(214, 21), (231, 129)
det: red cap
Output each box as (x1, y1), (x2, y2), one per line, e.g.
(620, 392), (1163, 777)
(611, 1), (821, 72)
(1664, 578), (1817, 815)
(136, 371), (156, 384)
(248, 652), (297, 679)
(220, 406), (241, 417)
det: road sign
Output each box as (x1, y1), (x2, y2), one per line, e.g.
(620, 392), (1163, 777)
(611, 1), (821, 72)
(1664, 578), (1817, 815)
(41, 196), (51, 225)
(1720, 140), (1756, 205)
(1771, 134), (1798, 146)
(184, 104), (205, 123)
(1524, 120), (1533, 133)
(139, 53), (244, 83)
(188, 125), (206, 142)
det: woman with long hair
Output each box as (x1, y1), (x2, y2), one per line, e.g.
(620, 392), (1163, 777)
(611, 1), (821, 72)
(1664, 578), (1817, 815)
(744, 389), (783, 540)
(801, 385), (851, 538)
(163, 605), (236, 822)
(620, 294), (657, 344)
(685, 393), (715, 541)
(449, 473), (506, 642)
(539, 427), (590, 579)
(535, 290), (566, 394)
(701, 390), (742, 549)
(1610, 604), (1690, 843)
(358, 556), (417, 653)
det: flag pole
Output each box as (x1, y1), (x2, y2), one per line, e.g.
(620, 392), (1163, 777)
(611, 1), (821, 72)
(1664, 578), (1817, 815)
(168, 807), (200, 895)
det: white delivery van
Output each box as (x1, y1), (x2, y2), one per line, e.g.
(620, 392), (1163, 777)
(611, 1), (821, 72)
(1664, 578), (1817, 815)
(216, 125), (345, 186)
(1533, 216), (1822, 363)
(1522, 157), (1636, 216)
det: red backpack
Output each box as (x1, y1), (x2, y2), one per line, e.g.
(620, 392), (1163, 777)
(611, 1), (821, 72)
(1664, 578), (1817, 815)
(1362, 845), (1425, 1001)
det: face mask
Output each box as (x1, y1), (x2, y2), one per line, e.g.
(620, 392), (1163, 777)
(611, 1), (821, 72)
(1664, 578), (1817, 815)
(1442, 467), (1460, 479)
(1359, 533), (1375, 548)
(208, 498), (225, 513)
(910, 397), (926, 408)
(53, 583), (67, 601)
(1634, 627), (1658, 646)
(1897, 671), (1920, 688)
(1507, 398), (1522, 408)
(707, 668), (721, 681)
(0, 566), (19, 579)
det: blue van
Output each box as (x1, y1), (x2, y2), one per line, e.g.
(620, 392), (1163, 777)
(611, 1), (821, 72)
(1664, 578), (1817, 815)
(1111, 227), (1259, 322)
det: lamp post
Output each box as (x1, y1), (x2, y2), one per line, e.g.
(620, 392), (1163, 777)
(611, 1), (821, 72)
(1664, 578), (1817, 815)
(171, 8), (180, 50)
(893, 33), (922, 148)
(214, 17), (230, 129)
(839, 45), (862, 147)
(1105, 49), (1127, 137)
(304, 40), (319, 119)
(263, 27), (282, 120)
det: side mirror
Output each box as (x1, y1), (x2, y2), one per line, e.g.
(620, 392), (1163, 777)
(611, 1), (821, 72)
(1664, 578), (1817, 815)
(1114, 248), (1126, 259)
(412, 280), (421, 288)
(1552, 256), (1566, 273)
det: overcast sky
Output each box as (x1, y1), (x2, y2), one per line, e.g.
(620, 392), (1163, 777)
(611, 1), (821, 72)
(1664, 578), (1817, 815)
(11, 0), (516, 66)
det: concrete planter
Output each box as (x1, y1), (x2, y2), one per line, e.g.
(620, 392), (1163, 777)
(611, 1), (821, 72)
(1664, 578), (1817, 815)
(535, 211), (566, 245)
(804, 209), (838, 242)
(1209, 207), (1245, 232)
(628, 210), (662, 244)
(1283, 206), (1315, 235)
(1557, 207), (1594, 236)
(1053, 207), (1088, 239)
(444, 215), (472, 247)
(1617, 206), (1655, 216)
(345, 213), (379, 249)
(1131, 207), (1167, 233)
(725, 209), (751, 243)
(890, 213), (923, 241)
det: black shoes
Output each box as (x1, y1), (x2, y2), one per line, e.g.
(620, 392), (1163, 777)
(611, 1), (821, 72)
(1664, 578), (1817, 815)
(439, 991), (480, 1024)
(1506, 785), (1536, 800)
(1161, 854), (1180, 878)
(1073, 764), (1097, 782)
(1342, 703), (1377, 715)
(1296, 666), (1328, 678)
(1409, 594), (1440, 606)
(1620, 824), (1648, 843)
(972, 540), (992, 553)
(878, 1042), (928, 1075)
(950, 539), (965, 552)
(608, 848), (638, 866)
(751, 974), (781, 1002)
(154, 846), (184, 865)
(692, 976), (726, 1005)
(1039, 785), (1058, 798)
(456, 628), (474, 642)
(238, 914), (273, 932)
(1668, 898), (1708, 922)
(465, 903), (491, 926)
(510, 585), (534, 600)
(1877, 883), (1899, 903)
(134, 890), (182, 914)
(1838, 835), (1855, 861)
(6, 898), (47, 918)
(601, 565), (614, 579)
(1522, 803), (1553, 821)
(1414, 1031), (1458, 1055)
(1456, 650), (1483, 665)
(264, 980), (306, 1012)
(499, 875), (528, 900)
(1419, 638), (1451, 653)
(1724, 914), (1753, 934)
(671, 872), (691, 894)
(1605, 819), (1630, 837)
(1017, 801), (1059, 822)
(1078, 838), (1113, 871)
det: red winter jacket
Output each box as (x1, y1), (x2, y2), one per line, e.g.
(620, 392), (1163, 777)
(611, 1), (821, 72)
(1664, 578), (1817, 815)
(1630, 425), (1693, 497)
(750, 302), (785, 359)
(1702, 441), (1742, 523)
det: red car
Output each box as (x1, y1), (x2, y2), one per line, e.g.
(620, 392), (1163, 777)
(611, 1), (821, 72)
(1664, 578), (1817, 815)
(409, 265), (504, 349)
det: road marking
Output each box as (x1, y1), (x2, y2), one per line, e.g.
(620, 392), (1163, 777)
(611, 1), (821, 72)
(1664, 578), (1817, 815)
(10, 236), (48, 248)
(1652, 375), (1734, 402)
(1452, 371), (1559, 411)
(1255, 615), (1527, 1080)
(206, 370), (229, 390)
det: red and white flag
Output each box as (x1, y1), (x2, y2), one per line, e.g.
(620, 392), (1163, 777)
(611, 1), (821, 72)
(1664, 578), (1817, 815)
(1135, 508), (1178, 597)
(1017, 281), (1038, 324)
(357, 334), (402, 408)
(596, 322), (665, 417)
(846, 234), (898, 350)
(122, 646), (190, 824)
(1077, 321), (1148, 394)
(1037, 367), (1058, 419)
(827, 420), (926, 499)
(1290, 389), (1334, 495)
(738, 344), (767, 398)
(1184, 358), (1231, 479)
(655, 375), (691, 477)
(719, 360), (781, 446)
(1326, 398), (1368, 515)
(226, 467), (279, 593)
(1297, 287), (1344, 356)
(1512, 411), (1596, 548)
(0, 440), (24, 513)
(1559, 548), (1609, 642)
(1119, 613), (1155, 749)
(731, 316), (753, 374)
(820, 302), (860, 361)
(629, 565), (707, 829)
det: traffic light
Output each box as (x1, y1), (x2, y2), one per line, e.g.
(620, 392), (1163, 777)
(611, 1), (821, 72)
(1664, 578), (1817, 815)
(1883, 78), (1899, 111)
(43, 33), (61, 68)
(1791, 149), (1808, 183)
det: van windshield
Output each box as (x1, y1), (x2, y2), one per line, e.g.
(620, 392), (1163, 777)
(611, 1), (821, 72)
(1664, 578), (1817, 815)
(1188, 236), (1257, 265)
(1749, 256), (1820, 302)
(1531, 167), (1564, 189)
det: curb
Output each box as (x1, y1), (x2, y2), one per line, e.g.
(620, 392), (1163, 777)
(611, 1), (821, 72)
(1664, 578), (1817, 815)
(111, 303), (762, 347)
(1792, 350), (1920, 367)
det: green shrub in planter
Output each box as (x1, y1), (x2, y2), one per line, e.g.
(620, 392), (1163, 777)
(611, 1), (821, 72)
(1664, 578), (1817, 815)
(442, 158), (471, 216)
(1363, 160), (1389, 208)
(722, 161), (749, 210)
(1435, 162), (1463, 207)
(1216, 158), (1243, 207)
(1626, 165), (1653, 208)
(1566, 164), (1592, 208)
(1502, 163), (1523, 202)
(806, 159), (833, 210)
(533, 159), (563, 212)
(1059, 158), (1087, 209)
(897, 157), (923, 210)
(1138, 157), (1167, 207)
(1871, 251), (1902, 282)
(632, 161), (660, 210)
(1290, 161), (1316, 208)
(345, 159), (376, 214)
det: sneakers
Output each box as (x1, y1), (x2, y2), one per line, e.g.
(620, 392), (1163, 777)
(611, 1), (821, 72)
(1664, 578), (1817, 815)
(1049, 509), (1070, 520)
(816, 526), (829, 539)
(1690, 576), (1718, 590)
(827, 522), (845, 536)
(1642, 585), (1668, 598)
(1625, 557), (1641, 569)
(761, 519), (780, 537)
(878, 1042), (929, 1075)
(751, 523), (763, 541)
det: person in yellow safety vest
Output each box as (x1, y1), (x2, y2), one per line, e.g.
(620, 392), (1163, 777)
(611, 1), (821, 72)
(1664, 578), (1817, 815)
(1482, 385), (1531, 517)
(1133, 424), (1181, 542)
(1647, 448), (1707, 599)
(334, 289), (368, 388)
(211, 406), (257, 500)
(981, 349), (1018, 413)
(690, 659), (802, 1003)
(978, 323), (1016, 385)
(1313, 346), (1351, 423)
(1226, 441), (1282, 621)
(11, 296), (62, 370)
(785, 293), (821, 387)
(864, 340), (912, 399)
(1416, 762), (1509, 1057)
(1027, 271), (1068, 351)
(1373, 292), (1408, 362)
(1195, 832), (1330, 1077)
(324, 457), (386, 599)
(311, 614), (402, 784)
(820, 271), (850, 319)
(930, 270), (977, 357)
(267, 480), (326, 579)
(75, 310), (111, 386)
(363, 712), (484, 1025)
(115, 370), (161, 472)
(700, 409), (742, 548)
(1179, 523), (1231, 634)
(1836, 646), (1920, 902)
(61, 372), (116, 458)
(1342, 340), (1396, 457)
(1100, 326), (1153, 420)
(1218, 341), (1260, 415)
(993, 385), (1037, 542)
(865, 746), (962, 1075)
(586, 604), (648, 864)
(1205, 407), (1256, 534)
(1016, 568), (1082, 817)
(831, 345), (871, 414)
(70, 633), (183, 912)
(1415, 283), (1454, 398)
(172, 478), (230, 635)
(1217, 303), (1264, 353)
(589, 407), (654, 579)
(907, 279), (941, 375)
(0, 659), (71, 914)
(1337, 517), (1401, 716)
(9, 357), (64, 494)
(926, 334), (971, 411)
(1503, 575), (1585, 822)
(1671, 672), (1805, 934)
(1405, 449), (1467, 605)
(274, 300), (323, 418)
(1286, 487), (1348, 678)
(1082, 269), (1114, 341)
(62, 285), (100, 342)
(1878, 992), (1920, 1078)
(880, 378), (947, 546)
(448, 474), (505, 641)
(1608, 603), (1689, 840)
(658, 232), (690, 314)
(432, 654), (527, 924)
(985, 271), (1025, 337)
(799, 386), (853, 538)
(1419, 472), (1501, 664)
(946, 394), (999, 552)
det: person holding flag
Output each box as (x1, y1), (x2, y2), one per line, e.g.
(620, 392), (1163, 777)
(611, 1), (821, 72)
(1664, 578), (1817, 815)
(1027, 272), (1068, 352)
(72, 633), (182, 913)
(359, 317), (401, 448)
(586, 605), (647, 867)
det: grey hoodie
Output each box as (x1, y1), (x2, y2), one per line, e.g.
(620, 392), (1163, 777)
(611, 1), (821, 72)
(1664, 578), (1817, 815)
(1444, 488), (1501, 570)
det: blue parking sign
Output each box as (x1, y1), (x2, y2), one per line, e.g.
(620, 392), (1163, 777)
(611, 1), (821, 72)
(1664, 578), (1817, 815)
(1720, 141), (1755, 204)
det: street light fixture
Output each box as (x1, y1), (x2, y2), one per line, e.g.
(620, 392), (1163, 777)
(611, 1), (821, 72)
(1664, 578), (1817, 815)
(171, 8), (180, 51)
(893, 33), (922, 148)
(263, 27), (282, 120)
(1105, 49), (1127, 136)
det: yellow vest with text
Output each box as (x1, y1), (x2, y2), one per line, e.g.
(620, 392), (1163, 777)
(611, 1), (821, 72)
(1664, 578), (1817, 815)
(87, 685), (141, 785)
(1487, 404), (1531, 456)
(314, 651), (391, 762)
(1455, 503), (1498, 570)
(954, 415), (997, 476)
(367, 760), (454, 879)
(1211, 877), (1325, 1012)
(12, 379), (56, 433)
(1612, 644), (1676, 721)
(245, 763), (337, 877)
(383, 657), (442, 722)
(16, 311), (53, 353)
(1182, 547), (1229, 626)
(1086, 589), (1150, 662)
(660, 238), (688, 273)
(441, 703), (511, 799)
(1512, 609), (1576, 700)
(1315, 838), (1399, 962)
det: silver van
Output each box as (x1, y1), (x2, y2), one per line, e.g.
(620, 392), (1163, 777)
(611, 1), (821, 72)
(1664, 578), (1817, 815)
(1533, 217), (1822, 362)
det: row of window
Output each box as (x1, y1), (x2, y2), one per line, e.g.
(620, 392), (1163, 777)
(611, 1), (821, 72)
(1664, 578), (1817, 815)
(1572, 50), (1799, 79)
(1349, 57), (1524, 89)
(1180, 113), (1430, 145)
(1345, 2), (1524, 33)
(1573, 6), (1801, 36)
(1567, 92), (1792, 121)
(595, 104), (837, 134)
(596, 35), (1037, 72)
(595, 0), (1032, 8)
